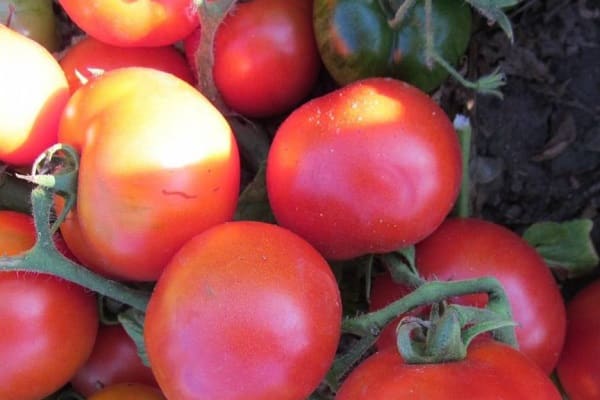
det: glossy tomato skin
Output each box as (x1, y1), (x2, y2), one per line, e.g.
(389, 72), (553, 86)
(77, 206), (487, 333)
(57, 0), (199, 47)
(313, 0), (471, 92)
(58, 67), (240, 281)
(0, 0), (58, 51)
(267, 77), (462, 260)
(411, 217), (566, 374)
(0, 25), (69, 165)
(556, 278), (600, 399)
(71, 325), (158, 397)
(0, 211), (99, 400)
(87, 383), (165, 400)
(59, 36), (195, 93)
(336, 339), (562, 399)
(203, 0), (320, 117)
(145, 221), (342, 400)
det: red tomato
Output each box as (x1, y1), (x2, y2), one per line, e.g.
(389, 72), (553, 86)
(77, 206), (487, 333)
(59, 36), (195, 94)
(0, 210), (98, 400)
(57, 67), (240, 281)
(87, 383), (165, 400)
(145, 221), (342, 400)
(184, 0), (320, 117)
(266, 77), (462, 260)
(371, 218), (566, 374)
(71, 325), (158, 397)
(0, 25), (69, 165)
(556, 278), (600, 399)
(336, 339), (562, 399)
(57, 0), (199, 47)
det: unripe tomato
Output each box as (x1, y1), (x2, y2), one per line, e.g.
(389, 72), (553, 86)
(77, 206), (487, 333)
(0, 25), (69, 165)
(58, 67), (240, 281)
(0, 0), (58, 51)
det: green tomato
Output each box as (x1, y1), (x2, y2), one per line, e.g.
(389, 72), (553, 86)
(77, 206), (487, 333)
(313, 0), (472, 92)
(0, 0), (58, 52)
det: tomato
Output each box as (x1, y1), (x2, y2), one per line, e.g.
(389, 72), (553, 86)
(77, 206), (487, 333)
(57, 67), (240, 281)
(57, 0), (199, 47)
(184, 0), (320, 117)
(59, 36), (195, 94)
(0, 0), (58, 51)
(87, 383), (165, 400)
(266, 77), (461, 260)
(313, 0), (472, 92)
(336, 339), (562, 399)
(556, 278), (600, 399)
(371, 217), (566, 374)
(0, 210), (98, 400)
(145, 221), (342, 400)
(71, 324), (158, 397)
(0, 25), (69, 166)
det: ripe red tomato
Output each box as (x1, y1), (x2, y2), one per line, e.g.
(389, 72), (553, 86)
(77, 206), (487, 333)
(0, 210), (99, 400)
(371, 217), (566, 374)
(184, 0), (320, 117)
(145, 221), (342, 400)
(335, 339), (562, 399)
(0, 25), (69, 165)
(59, 36), (195, 94)
(57, 0), (199, 47)
(57, 67), (240, 281)
(71, 325), (158, 397)
(266, 77), (462, 260)
(556, 278), (600, 399)
(87, 383), (165, 400)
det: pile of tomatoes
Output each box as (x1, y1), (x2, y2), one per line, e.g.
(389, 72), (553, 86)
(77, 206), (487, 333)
(0, 1), (598, 399)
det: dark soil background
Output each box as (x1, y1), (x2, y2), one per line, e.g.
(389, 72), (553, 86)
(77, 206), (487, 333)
(439, 0), (600, 287)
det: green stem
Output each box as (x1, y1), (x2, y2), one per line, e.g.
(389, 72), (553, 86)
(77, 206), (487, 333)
(0, 187), (150, 312)
(387, 0), (417, 28)
(380, 251), (425, 288)
(342, 277), (516, 347)
(453, 115), (472, 218)
(0, 172), (33, 213)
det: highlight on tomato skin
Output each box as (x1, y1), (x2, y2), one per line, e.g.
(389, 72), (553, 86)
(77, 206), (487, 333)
(0, 25), (69, 166)
(56, 0), (200, 47)
(266, 77), (462, 260)
(56, 67), (241, 282)
(59, 35), (196, 94)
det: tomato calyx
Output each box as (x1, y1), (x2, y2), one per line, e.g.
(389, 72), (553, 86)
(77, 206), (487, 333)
(397, 302), (516, 364)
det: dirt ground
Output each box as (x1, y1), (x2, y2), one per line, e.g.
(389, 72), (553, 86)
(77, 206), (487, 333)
(439, 0), (600, 282)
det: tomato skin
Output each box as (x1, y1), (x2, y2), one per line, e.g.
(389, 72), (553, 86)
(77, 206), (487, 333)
(57, 0), (199, 47)
(71, 325), (158, 397)
(313, 0), (471, 92)
(371, 217), (566, 373)
(59, 36), (195, 94)
(0, 0), (58, 51)
(0, 25), (69, 166)
(203, 0), (320, 117)
(336, 339), (562, 399)
(87, 383), (165, 400)
(58, 67), (240, 281)
(556, 278), (600, 400)
(145, 221), (342, 400)
(0, 211), (99, 400)
(266, 77), (461, 260)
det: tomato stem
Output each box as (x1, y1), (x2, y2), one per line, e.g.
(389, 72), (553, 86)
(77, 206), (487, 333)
(0, 171), (33, 214)
(0, 187), (150, 312)
(452, 114), (472, 218)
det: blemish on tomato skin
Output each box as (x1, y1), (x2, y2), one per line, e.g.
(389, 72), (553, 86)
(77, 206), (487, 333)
(161, 190), (198, 199)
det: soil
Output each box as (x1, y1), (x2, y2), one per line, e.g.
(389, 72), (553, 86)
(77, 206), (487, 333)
(439, 0), (600, 284)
